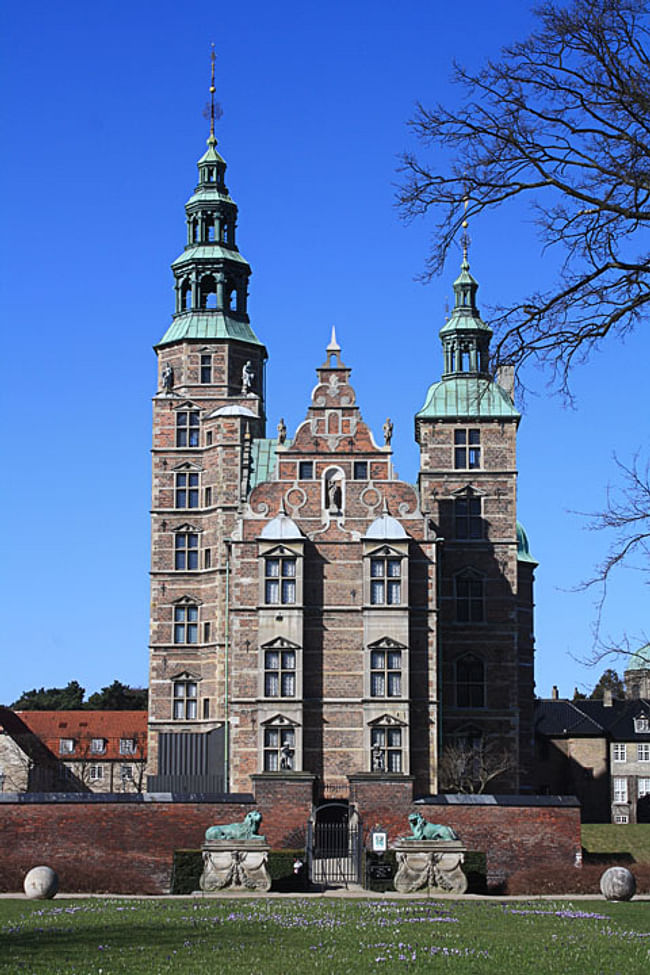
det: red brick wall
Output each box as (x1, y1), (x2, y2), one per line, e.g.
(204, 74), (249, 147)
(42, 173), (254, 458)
(349, 775), (581, 889)
(0, 781), (580, 893)
(0, 800), (254, 894)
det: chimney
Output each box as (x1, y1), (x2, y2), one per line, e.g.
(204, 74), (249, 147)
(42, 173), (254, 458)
(604, 689), (613, 707)
(496, 365), (515, 402)
(551, 685), (559, 700)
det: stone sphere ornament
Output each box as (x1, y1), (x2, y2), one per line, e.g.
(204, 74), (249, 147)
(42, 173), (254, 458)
(23, 865), (58, 900)
(599, 866), (636, 901)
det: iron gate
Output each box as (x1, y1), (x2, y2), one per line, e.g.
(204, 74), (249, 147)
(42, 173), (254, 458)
(306, 807), (362, 887)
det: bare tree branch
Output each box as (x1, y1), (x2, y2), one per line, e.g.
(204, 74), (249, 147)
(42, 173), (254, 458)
(398, 0), (650, 393)
(438, 739), (519, 793)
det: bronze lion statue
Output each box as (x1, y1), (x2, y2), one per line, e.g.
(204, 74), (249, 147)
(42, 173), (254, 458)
(407, 811), (459, 842)
(204, 810), (265, 842)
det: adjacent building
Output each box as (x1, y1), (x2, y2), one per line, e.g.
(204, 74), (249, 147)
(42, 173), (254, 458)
(0, 708), (147, 794)
(534, 691), (650, 823)
(147, 119), (537, 800)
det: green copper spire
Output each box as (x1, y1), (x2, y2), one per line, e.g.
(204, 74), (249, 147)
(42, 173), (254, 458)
(157, 52), (263, 348)
(416, 251), (519, 423)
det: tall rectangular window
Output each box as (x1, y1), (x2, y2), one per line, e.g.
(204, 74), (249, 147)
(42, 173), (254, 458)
(298, 461), (313, 479)
(370, 649), (402, 697)
(455, 497), (482, 539)
(200, 354), (212, 384)
(613, 777), (628, 803)
(456, 654), (485, 708)
(264, 557), (296, 604)
(175, 472), (199, 508)
(353, 461), (368, 480)
(264, 649), (296, 697)
(173, 679), (197, 719)
(638, 778), (650, 797)
(176, 410), (200, 447)
(263, 726), (295, 771)
(175, 532), (199, 570)
(455, 572), (484, 623)
(174, 605), (198, 643)
(613, 744), (627, 762)
(454, 429), (481, 469)
(638, 743), (650, 762)
(371, 726), (402, 772)
(370, 557), (401, 605)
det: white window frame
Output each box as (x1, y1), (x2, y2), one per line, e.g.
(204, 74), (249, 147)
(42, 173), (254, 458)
(614, 812), (629, 824)
(613, 743), (627, 762)
(613, 777), (628, 804)
(89, 764), (104, 781)
(59, 738), (75, 754)
(90, 738), (106, 755)
(173, 678), (198, 720)
(637, 743), (650, 762)
(638, 777), (650, 797)
(119, 738), (136, 755)
(369, 555), (402, 606)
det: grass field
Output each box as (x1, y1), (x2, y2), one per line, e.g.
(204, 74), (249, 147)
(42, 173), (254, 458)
(1, 897), (648, 974)
(582, 824), (650, 862)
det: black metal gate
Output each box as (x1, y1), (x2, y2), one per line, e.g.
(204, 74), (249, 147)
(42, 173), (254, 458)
(306, 804), (362, 887)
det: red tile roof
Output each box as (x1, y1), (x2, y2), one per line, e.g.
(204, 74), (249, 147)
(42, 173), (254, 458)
(7, 710), (148, 761)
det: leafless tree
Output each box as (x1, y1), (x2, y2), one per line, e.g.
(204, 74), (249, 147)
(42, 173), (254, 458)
(438, 739), (519, 794)
(577, 453), (650, 656)
(398, 0), (650, 392)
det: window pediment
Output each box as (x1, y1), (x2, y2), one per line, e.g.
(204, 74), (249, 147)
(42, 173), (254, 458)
(172, 460), (203, 473)
(171, 594), (203, 607)
(451, 485), (485, 498)
(173, 522), (201, 533)
(173, 399), (201, 413)
(367, 636), (407, 651)
(260, 636), (301, 651)
(368, 713), (406, 728)
(365, 544), (404, 559)
(260, 543), (303, 558)
(169, 669), (202, 681)
(261, 713), (300, 728)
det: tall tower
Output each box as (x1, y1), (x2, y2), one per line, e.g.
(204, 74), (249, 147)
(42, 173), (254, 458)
(415, 252), (536, 790)
(148, 60), (267, 790)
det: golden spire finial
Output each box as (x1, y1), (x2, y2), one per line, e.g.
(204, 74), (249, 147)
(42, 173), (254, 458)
(208, 43), (217, 144)
(461, 181), (471, 264)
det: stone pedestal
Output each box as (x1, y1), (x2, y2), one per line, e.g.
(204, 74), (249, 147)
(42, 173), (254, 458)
(200, 841), (272, 893)
(393, 841), (468, 894)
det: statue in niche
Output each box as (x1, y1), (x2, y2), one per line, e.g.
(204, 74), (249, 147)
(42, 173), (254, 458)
(371, 742), (385, 772)
(280, 742), (294, 770)
(162, 363), (174, 392)
(326, 477), (342, 511)
(241, 360), (255, 395)
(383, 417), (393, 445)
(277, 418), (287, 444)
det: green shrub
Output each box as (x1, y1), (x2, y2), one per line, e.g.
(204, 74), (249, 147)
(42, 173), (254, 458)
(170, 849), (203, 894)
(170, 848), (307, 894)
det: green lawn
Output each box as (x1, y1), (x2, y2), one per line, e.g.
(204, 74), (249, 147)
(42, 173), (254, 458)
(582, 824), (650, 862)
(0, 897), (648, 974)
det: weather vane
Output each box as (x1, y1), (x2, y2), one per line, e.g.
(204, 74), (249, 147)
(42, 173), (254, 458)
(203, 43), (223, 141)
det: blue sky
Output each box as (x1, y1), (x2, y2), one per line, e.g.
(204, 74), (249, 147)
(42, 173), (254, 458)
(1, 0), (648, 705)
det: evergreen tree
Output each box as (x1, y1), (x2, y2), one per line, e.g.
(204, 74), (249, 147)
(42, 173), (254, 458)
(589, 669), (625, 699)
(11, 681), (85, 710)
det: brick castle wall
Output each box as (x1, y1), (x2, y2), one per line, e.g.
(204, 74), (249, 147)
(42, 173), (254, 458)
(0, 777), (580, 893)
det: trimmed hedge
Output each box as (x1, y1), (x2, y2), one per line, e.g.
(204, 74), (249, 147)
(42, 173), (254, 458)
(170, 849), (307, 894)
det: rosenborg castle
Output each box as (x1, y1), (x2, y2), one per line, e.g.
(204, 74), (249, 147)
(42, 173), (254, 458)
(145, 117), (537, 801)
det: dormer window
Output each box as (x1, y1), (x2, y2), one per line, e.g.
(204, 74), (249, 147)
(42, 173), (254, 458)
(90, 738), (106, 754)
(634, 715), (650, 733)
(59, 738), (75, 754)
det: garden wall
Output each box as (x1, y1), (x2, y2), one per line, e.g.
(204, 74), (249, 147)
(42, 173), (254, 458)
(0, 774), (581, 893)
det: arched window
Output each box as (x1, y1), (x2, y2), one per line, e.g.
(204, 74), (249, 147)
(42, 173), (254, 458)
(200, 275), (217, 309)
(456, 654), (485, 708)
